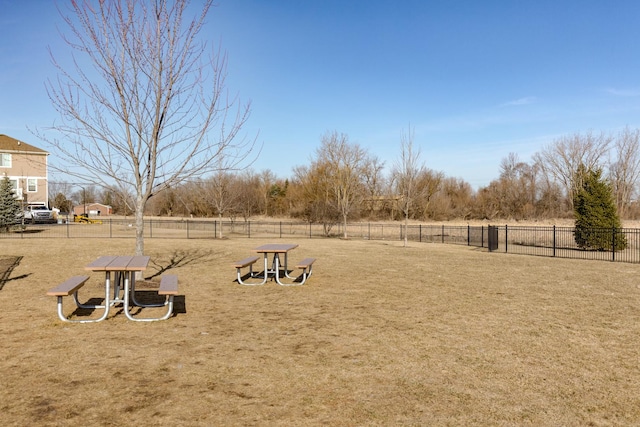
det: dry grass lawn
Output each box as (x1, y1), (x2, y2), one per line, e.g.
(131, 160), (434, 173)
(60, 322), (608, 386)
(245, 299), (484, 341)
(1, 237), (639, 426)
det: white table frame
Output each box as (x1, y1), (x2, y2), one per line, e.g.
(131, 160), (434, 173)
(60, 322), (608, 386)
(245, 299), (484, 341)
(251, 243), (299, 286)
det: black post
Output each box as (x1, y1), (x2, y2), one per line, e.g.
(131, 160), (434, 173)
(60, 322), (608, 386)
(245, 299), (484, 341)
(553, 225), (556, 257)
(488, 225), (498, 252)
(505, 225), (508, 253)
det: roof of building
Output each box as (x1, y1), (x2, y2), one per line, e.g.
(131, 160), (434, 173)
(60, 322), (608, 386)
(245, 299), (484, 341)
(75, 203), (113, 209)
(0, 134), (48, 155)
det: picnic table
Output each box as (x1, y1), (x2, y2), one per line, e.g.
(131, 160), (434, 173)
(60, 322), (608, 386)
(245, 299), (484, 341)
(253, 243), (298, 285)
(233, 243), (315, 286)
(46, 255), (178, 323)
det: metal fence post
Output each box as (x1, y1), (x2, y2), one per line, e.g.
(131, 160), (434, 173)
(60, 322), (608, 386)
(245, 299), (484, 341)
(505, 225), (508, 253)
(612, 227), (616, 262)
(553, 225), (556, 257)
(150, 218), (152, 238)
(248, 221), (251, 239)
(441, 225), (445, 244)
(187, 220), (190, 239)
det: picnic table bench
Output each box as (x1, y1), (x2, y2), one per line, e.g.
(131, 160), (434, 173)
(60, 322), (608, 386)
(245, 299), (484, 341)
(233, 245), (316, 286)
(232, 256), (261, 285)
(47, 275), (110, 323)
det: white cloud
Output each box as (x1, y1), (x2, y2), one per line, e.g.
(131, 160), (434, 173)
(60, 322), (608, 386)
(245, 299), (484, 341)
(604, 87), (640, 97)
(500, 96), (537, 107)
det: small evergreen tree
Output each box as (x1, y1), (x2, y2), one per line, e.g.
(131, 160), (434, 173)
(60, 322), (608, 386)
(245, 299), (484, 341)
(573, 165), (627, 251)
(0, 177), (22, 232)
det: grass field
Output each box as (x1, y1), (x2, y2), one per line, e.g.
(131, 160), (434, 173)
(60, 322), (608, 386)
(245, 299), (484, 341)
(1, 237), (639, 426)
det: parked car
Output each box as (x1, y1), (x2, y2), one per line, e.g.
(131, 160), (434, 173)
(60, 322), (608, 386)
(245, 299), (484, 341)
(23, 204), (56, 224)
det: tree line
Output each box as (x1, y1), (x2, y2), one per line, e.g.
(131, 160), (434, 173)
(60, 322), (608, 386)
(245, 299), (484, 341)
(47, 127), (640, 224)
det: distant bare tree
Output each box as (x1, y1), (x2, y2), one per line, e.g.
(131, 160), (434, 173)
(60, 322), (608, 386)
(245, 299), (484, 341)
(497, 153), (539, 219)
(317, 131), (370, 239)
(102, 185), (134, 216)
(413, 169), (443, 220)
(48, 181), (74, 208)
(205, 170), (238, 238)
(609, 127), (640, 218)
(41, 0), (256, 255)
(533, 131), (612, 210)
(292, 162), (338, 231)
(258, 170), (277, 216)
(392, 126), (430, 246)
(361, 156), (386, 217)
(236, 171), (262, 221)
(432, 177), (473, 220)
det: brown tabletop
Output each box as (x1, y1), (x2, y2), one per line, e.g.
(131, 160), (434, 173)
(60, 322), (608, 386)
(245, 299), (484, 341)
(252, 244), (298, 253)
(85, 255), (150, 271)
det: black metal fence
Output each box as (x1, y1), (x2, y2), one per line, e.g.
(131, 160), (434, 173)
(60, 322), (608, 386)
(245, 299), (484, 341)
(3, 218), (639, 264)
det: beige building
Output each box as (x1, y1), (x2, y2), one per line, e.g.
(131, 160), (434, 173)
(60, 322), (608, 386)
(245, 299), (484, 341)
(0, 134), (50, 206)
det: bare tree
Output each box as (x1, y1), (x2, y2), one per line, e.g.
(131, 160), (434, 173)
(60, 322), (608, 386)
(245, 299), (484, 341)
(40, 0), (256, 255)
(496, 153), (539, 219)
(533, 131), (611, 210)
(429, 177), (473, 220)
(292, 163), (339, 231)
(205, 170), (238, 238)
(361, 156), (386, 218)
(236, 171), (262, 221)
(609, 127), (640, 218)
(391, 126), (426, 247)
(317, 131), (370, 239)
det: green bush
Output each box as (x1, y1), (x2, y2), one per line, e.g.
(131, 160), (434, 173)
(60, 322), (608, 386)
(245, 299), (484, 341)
(0, 176), (22, 232)
(573, 166), (627, 251)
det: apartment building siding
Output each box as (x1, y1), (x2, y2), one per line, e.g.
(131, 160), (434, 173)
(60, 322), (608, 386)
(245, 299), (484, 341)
(0, 134), (50, 206)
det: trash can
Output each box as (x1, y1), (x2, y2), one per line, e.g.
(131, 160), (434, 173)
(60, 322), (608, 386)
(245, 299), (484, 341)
(488, 225), (498, 252)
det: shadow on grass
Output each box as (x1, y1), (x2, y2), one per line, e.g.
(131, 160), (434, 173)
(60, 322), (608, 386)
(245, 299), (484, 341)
(70, 293), (186, 320)
(145, 249), (214, 280)
(0, 256), (30, 290)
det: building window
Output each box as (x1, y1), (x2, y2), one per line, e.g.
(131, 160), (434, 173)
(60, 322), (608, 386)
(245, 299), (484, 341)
(9, 179), (22, 199)
(27, 178), (37, 192)
(0, 153), (11, 167)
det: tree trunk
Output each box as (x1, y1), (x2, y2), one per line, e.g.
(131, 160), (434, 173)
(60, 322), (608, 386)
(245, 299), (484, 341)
(404, 213), (409, 247)
(135, 196), (145, 256)
(343, 213), (348, 239)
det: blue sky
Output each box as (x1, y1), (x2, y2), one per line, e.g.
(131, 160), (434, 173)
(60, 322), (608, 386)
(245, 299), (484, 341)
(2, 1), (640, 189)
